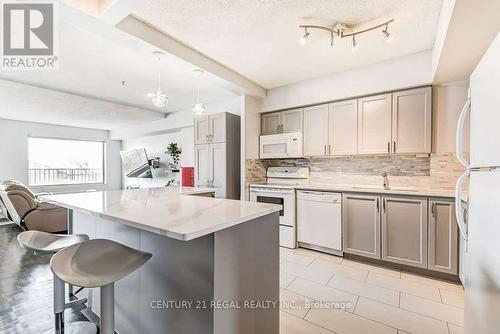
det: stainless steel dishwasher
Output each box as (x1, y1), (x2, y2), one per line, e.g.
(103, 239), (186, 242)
(297, 190), (342, 255)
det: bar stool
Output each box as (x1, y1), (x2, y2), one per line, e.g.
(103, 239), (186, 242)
(17, 230), (97, 334)
(50, 238), (152, 334)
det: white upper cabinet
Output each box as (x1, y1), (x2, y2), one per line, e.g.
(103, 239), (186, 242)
(261, 109), (303, 135)
(261, 112), (281, 135)
(209, 113), (226, 143)
(194, 116), (210, 145)
(303, 104), (329, 156)
(329, 99), (358, 155)
(194, 113), (227, 144)
(392, 87), (432, 154)
(282, 108), (303, 133)
(194, 144), (210, 186)
(357, 94), (393, 155)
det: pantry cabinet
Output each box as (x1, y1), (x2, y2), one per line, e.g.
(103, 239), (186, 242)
(261, 109), (303, 135)
(343, 193), (381, 259)
(194, 112), (240, 199)
(381, 196), (428, 268)
(329, 99), (358, 155)
(392, 87), (432, 154)
(357, 93), (393, 155)
(303, 105), (329, 156)
(428, 198), (458, 275)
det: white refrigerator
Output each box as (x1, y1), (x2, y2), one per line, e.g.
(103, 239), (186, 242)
(455, 32), (500, 334)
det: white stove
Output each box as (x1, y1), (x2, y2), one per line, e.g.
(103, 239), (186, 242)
(249, 167), (310, 248)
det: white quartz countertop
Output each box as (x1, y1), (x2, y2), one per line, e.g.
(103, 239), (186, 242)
(250, 183), (457, 198)
(41, 188), (281, 241)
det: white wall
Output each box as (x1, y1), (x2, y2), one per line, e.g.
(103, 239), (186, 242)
(117, 97), (242, 188)
(121, 128), (194, 188)
(260, 51), (433, 112)
(432, 81), (469, 153)
(0, 118), (122, 192)
(110, 97), (241, 140)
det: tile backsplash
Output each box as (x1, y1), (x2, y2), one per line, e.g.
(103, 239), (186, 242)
(246, 153), (465, 192)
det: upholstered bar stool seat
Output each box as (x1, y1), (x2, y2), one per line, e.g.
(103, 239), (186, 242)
(51, 239), (152, 334)
(17, 230), (89, 254)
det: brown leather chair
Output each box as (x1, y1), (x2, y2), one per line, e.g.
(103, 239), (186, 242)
(0, 180), (67, 233)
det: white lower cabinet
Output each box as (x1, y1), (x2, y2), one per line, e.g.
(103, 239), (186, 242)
(381, 196), (428, 269)
(341, 192), (459, 275)
(342, 193), (381, 259)
(428, 198), (458, 275)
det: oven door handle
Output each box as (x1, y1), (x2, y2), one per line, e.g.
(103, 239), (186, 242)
(250, 189), (294, 195)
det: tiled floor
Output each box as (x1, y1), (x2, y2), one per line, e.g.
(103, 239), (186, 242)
(279, 247), (465, 334)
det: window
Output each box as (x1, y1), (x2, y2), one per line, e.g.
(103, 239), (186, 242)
(28, 137), (105, 186)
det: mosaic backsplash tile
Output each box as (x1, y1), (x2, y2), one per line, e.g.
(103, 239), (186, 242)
(245, 153), (465, 192)
(262, 154), (431, 176)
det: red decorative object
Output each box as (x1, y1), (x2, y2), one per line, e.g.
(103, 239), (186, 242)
(181, 167), (194, 187)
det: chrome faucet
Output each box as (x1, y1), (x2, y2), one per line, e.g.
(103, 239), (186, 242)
(381, 172), (390, 190)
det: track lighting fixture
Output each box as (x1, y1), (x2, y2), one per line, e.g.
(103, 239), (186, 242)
(298, 19), (394, 51)
(382, 24), (393, 43)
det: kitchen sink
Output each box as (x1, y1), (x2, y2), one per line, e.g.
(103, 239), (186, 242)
(352, 186), (418, 192)
(352, 186), (385, 190)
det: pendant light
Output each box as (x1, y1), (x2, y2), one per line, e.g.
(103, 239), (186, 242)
(148, 51), (169, 107)
(192, 69), (206, 115)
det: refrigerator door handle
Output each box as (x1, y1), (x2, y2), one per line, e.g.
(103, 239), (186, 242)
(455, 171), (469, 241)
(456, 97), (471, 169)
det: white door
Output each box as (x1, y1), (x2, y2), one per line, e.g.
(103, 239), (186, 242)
(210, 143), (226, 198)
(357, 94), (392, 155)
(209, 113), (226, 143)
(194, 116), (209, 145)
(392, 87), (432, 154)
(465, 170), (500, 334)
(469, 34), (500, 168)
(282, 108), (303, 133)
(194, 144), (210, 187)
(303, 104), (329, 156)
(329, 99), (358, 155)
(261, 112), (281, 135)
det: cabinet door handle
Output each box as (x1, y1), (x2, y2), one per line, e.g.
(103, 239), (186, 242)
(376, 198), (380, 213)
(383, 198), (386, 212)
(328, 145), (331, 155)
(324, 145), (327, 155)
(387, 142), (390, 154)
(393, 141), (396, 153)
(205, 134), (209, 142)
(432, 203), (436, 217)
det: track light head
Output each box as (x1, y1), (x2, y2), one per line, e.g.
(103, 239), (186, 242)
(382, 25), (393, 43)
(351, 35), (358, 52)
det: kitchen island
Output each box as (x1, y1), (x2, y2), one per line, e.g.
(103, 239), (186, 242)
(42, 188), (281, 334)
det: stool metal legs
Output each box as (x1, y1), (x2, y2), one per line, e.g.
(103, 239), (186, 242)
(100, 283), (115, 334)
(53, 274), (65, 334)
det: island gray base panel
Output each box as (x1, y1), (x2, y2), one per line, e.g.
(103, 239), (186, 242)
(214, 212), (280, 334)
(71, 211), (279, 334)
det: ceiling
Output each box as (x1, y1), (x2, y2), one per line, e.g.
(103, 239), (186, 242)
(0, 4), (238, 129)
(128, 0), (443, 89)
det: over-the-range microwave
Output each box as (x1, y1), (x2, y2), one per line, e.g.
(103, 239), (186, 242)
(259, 132), (303, 159)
